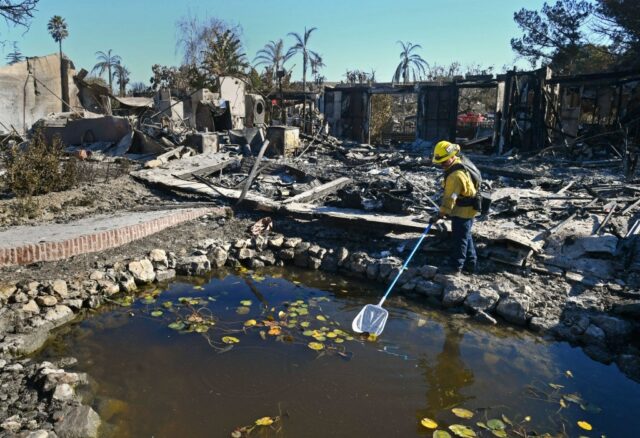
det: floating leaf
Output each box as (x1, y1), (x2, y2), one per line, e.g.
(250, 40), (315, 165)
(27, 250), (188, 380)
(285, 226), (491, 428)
(316, 315), (327, 321)
(476, 422), (488, 430)
(244, 319), (257, 327)
(448, 424), (476, 438)
(560, 398), (568, 409)
(524, 416), (531, 422)
(193, 285), (204, 290)
(297, 308), (309, 316)
(141, 295), (156, 304)
(577, 421), (592, 431)
(168, 321), (185, 330)
(491, 431), (507, 438)
(334, 338), (344, 343)
(452, 408), (474, 419)
(255, 416), (274, 426)
(313, 335), (327, 341)
(308, 342), (324, 350)
(302, 330), (314, 336)
(151, 310), (163, 317)
(433, 432), (452, 438)
(327, 332), (338, 338)
(236, 306), (251, 315)
(566, 370), (574, 378)
(162, 301), (173, 308)
(421, 418), (438, 429)
(367, 334), (377, 341)
(487, 419), (505, 431)
(240, 300), (252, 306)
(278, 310), (287, 319)
(549, 383), (564, 390)
(193, 324), (209, 333)
(222, 336), (240, 344)
(500, 415), (512, 426)
(268, 326), (281, 336)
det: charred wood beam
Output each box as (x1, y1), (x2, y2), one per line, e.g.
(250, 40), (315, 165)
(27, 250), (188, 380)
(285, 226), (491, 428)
(475, 164), (537, 180)
(237, 140), (271, 207)
(594, 203), (617, 235)
(282, 177), (352, 204)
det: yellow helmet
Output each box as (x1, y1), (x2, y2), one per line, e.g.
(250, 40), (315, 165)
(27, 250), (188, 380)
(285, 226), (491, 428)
(432, 140), (460, 164)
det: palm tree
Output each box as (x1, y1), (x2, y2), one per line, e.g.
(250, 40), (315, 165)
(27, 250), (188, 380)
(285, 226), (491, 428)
(47, 15), (69, 110)
(254, 39), (291, 86)
(287, 27), (320, 128)
(202, 29), (249, 89)
(92, 50), (122, 93)
(47, 15), (68, 60)
(392, 41), (428, 84)
(310, 53), (325, 91)
(113, 63), (130, 97)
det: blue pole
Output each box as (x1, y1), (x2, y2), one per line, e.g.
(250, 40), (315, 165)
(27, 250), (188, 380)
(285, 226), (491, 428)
(377, 222), (434, 306)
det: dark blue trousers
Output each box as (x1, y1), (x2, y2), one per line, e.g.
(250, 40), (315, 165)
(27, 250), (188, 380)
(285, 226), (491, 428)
(450, 216), (477, 271)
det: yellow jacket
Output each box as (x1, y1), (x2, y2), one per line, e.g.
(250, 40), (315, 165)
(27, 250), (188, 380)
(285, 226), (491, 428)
(440, 157), (478, 219)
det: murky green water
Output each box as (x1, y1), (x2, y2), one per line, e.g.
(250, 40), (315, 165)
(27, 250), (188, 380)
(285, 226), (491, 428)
(39, 268), (639, 438)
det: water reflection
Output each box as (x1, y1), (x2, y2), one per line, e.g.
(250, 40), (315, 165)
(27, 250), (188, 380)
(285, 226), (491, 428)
(419, 322), (474, 412)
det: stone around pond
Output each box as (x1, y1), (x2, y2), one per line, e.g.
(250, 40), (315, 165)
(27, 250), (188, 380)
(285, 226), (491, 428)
(54, 405), (101, 438)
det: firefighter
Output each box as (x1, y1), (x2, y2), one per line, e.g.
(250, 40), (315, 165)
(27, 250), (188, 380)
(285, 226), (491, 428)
(430, 140), (479, 274)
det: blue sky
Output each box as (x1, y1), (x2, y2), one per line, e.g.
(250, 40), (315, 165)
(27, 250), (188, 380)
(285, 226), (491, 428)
(1, 0), (548, 85)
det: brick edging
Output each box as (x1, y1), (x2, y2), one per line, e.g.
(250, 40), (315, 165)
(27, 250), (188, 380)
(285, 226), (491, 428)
(0, 208), (224, 267)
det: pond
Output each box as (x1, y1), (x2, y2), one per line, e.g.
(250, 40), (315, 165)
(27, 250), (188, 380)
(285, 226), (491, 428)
(38, 267), (640, 438)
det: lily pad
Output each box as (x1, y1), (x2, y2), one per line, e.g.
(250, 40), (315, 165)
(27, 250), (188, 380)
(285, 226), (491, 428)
(433, 432), (452, 438)
(491, 431), (507, 438)
(452, 408), (474, 419)
(308, 342), (324, 350)
(222, 336), (240, 344)
(244, 319), (257, 327)
(316, 315), (327, 321)
(302, 330), (314, 336)
(151, 310), (163, 317)
(449, 424), (476, 438)
(236, 306), (251, 315)
(240, 300), (252, 306)
(168, 321), (185, 330)
(268, 326), (281, 336)
(420, 418), (438, 429)
(487, 419), (505, 431)
(297, 308), (309, 316)
(193, 324), (209, 333)
(162, 301), (173, 308)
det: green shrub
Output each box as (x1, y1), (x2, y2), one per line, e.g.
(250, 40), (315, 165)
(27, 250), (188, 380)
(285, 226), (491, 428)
(2, 131), (78, 197)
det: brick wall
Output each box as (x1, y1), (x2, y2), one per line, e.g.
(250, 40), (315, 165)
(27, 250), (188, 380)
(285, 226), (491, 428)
(0, 208), (223, 267)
